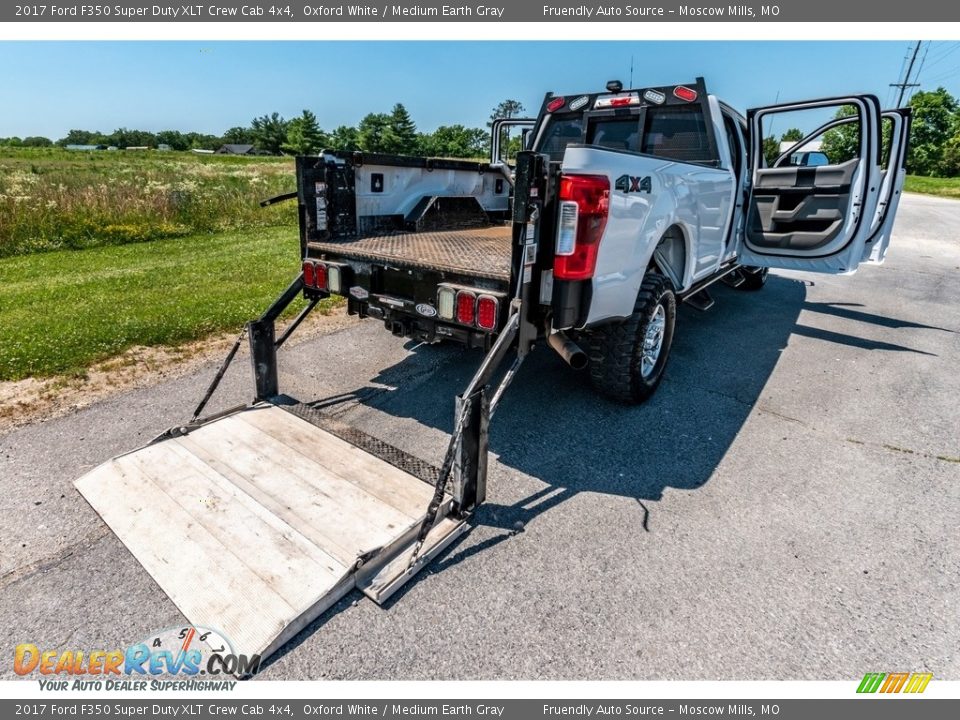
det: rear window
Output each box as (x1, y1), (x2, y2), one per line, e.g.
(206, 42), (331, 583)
(641, 106), (712, 163)
(539, 115), (584, 161)
(587, 118), (639, 152)
(535, 104), (713, 164)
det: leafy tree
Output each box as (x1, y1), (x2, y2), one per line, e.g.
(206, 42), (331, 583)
(820, 105), (860, 165)
(780, 128), (804, 143)
(488, 99), (526, 162)
(358, 113), (394, 153)
(762, 135), (780, 167)
(0, 136), (23, 147)
(939, 134), (960, 176)
(221, 126), (255, 145)
(21, 136), (53, 147)
(386, 103), (418, 155)
(488, 99), (526, 125)
(156, 130), (189, 151)
(57, 129), (108, 147)
(283, 109), (326, 155)
(107, 128), (158, 148)
(907, 87), (958, 176)
(328, 125), (360, 152)
(183, 132), (221, 151)
(250, 112), (289, 155)
(420, 125), (487, 158)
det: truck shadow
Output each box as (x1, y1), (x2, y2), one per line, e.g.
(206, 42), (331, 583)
(261, 277), (809, 669)
(263, 272), (942, 668)
(362, 275), (809, 506)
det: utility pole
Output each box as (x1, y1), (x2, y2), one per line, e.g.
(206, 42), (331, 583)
(891, 41), (923, 107)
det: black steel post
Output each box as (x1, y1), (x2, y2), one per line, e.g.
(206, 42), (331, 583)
(454, 389), (490, 512)
(248, 319), (278, 401)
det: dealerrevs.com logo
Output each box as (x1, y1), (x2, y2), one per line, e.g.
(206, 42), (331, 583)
(857, 672), (933, 694)
(14, 626), (259, 690)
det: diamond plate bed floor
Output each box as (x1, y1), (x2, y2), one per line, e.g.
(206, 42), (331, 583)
(308, 225), (512, 281)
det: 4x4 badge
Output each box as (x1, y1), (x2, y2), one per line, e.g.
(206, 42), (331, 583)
(615, 174), (652, 194)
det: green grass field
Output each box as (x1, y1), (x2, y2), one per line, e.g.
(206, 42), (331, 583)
(904, 175), (960, 199)
(0, 227), (333, 381)
(0, 147), (296, 257)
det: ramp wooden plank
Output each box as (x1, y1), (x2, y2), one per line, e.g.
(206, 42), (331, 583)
(177, 418), (418, 564)
(123, 444), (348, 594)
(237, 406), (434, 518)
(75, 457), (352, 661)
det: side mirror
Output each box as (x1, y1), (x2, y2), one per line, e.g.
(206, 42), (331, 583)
(800, 151), (830, 167)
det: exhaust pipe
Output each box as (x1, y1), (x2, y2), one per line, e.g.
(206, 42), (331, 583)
(547, 332), (588, 371)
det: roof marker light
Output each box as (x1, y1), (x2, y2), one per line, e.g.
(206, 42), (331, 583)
(673, 86), (698, 102)
(546, 97), (566, 112)
(643, 89), (666, 105)
(568, 95), (590, 111)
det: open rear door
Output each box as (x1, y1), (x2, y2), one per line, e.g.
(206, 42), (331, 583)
(737, 95), (887, 274)
(862, 108), (912, 264)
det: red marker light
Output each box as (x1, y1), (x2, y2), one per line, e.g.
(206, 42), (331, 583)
(673, 86), (698, 102)
(476, 296), (498, 331)
(546, 97), (566, 112)
(314, 262), (328, 291)
(456, 291), (476, 325)
(302, 261), (316, 288)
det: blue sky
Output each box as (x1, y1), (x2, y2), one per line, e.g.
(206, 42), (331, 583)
(1, 41), (958, 140)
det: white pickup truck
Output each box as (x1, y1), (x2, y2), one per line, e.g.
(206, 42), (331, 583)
(298, 77), (910, 403)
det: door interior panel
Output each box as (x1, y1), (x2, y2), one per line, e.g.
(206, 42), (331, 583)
(746, 159), (858, 251)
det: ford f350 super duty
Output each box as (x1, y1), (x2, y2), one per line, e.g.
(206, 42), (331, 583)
(74, 78), (910, 670)
(297, 77), (910, 402)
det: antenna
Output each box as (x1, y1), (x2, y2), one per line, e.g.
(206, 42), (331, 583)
(629, 55), (634, 88)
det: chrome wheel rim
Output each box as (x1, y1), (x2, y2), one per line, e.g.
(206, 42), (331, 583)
(641, 304), (666, 379)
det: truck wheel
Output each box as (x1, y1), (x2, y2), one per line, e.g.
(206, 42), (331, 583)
(586, 273), (676, 404)
(737, 266), (769, 291)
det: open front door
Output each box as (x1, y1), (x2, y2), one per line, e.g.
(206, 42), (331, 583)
(737, 95), (887, 274)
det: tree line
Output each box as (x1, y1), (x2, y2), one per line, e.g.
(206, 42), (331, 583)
(0, 100), (526, 160)
(759, 87), (960, 177)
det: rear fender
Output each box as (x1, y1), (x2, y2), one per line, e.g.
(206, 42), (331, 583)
(559, 145), (732, 326)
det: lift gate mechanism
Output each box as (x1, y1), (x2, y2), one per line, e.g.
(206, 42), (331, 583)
(75, 237), (534, 669)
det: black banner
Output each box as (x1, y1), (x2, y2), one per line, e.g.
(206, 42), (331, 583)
(4, 1), (959, 23)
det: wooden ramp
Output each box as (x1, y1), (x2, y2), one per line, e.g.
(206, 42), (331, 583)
(75, 404), (466, 665)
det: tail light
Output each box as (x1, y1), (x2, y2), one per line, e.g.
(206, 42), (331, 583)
(673, 85), (698, 102)
(313, 262), (328, 291)
(554, 174), (610, 281)
(476, 295), (499, 331)
(437, 286), (456, 320)
(456, 291), (476, 325)
(546, 97), (566, 112)
(302, 261), (316, 288)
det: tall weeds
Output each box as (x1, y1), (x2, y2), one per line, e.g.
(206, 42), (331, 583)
(0, 148), (297, 256)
